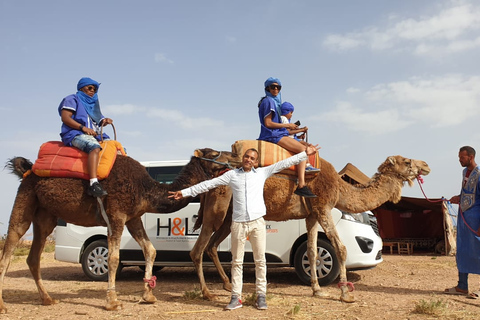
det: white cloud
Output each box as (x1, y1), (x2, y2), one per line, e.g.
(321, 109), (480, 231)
(147, 108), (224, 130)
(321, 74), (480, 134)
(322, 101), (412, 135)
(323, 1), (480, 56)
(154, 53), (174, 64)
(102, 104), (146, 115)
(346, 87), (361, 94)
(225, 36), (237, 43)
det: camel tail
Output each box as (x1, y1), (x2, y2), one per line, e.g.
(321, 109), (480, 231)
(5, 157), (33, 180)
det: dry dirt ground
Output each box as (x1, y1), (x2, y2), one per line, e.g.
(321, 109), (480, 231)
(1, 251), (479, 320)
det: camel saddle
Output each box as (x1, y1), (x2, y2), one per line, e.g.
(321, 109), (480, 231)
(231, 140), (320, 175)
(32, 140), (127, 180)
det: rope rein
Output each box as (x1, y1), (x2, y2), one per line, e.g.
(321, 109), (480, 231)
(196, 151), (235, 170)
(416, 176), (478, 235)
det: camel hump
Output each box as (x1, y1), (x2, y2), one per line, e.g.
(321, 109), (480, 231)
(231, 140), (320, 170)
(6, 157), (33, 179)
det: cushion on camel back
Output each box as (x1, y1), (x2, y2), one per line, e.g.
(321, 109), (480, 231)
(231, 140), (320, 174)
(32, 140), (127, 180)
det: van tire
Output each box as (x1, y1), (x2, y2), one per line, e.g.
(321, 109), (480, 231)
(293, 238), (340, 286)
(81, 239), (122, 281)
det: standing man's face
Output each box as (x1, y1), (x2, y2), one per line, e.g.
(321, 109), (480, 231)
(242, 150), (259, 172)
(459, 150), (474, 168)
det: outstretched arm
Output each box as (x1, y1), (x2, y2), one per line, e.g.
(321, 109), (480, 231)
(168, 191), (184, 200)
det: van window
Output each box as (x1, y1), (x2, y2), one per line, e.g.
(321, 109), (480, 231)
(145, 165), (200, 203)
(146, 166), (182, 184)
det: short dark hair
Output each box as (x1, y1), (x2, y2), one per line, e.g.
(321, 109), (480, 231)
(460, 146), (476, 157)
(244, 148), (259, 160)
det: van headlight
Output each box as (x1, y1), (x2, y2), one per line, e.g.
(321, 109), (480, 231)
(341, 211), (371, 225)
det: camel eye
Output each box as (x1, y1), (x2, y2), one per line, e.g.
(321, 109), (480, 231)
(209, 152), (220, 159)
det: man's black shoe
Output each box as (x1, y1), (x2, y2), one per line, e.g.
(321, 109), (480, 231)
(88, 182), (108, 197)
(294, 186), (317, 198)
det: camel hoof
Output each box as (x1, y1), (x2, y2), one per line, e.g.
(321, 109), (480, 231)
(105, 301), (123, 311)
(313, 291), (329, 298)
(42, 298), (59, 306)
(202, 292), (217, 301)
(223, 283), (232, 292)
(142, 294), (157, 304)
(340, 292), (355, 303)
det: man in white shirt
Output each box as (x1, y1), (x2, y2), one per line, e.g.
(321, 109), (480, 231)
(168, 144), (319, 310)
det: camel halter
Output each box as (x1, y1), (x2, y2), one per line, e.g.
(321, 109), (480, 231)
(196, 152), (235, 170)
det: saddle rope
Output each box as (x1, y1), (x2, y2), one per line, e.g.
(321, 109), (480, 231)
(97, 197), (112, 236)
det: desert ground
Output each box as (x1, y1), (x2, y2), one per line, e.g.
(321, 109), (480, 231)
(1, 251), (479, 320)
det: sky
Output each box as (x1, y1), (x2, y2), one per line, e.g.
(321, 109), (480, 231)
(1, 0), (479, 237)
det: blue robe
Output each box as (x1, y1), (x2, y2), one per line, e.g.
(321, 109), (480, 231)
(457, 166), (480, 274)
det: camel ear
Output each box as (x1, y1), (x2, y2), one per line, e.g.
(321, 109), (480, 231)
(387, 156), (396, 165)
(194, 149), (203, 158)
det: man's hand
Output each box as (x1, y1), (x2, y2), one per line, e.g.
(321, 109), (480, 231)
(101, 118), (113, 126)
(168, 191), (183, 200)
(306, 144), (321, 156)
(449, 195), (460, 204)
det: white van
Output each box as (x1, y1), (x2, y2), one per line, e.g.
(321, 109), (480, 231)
(55, 160), (383, 286)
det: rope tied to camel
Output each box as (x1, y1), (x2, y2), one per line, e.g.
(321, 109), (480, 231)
(337, 281), (355, 292)
(143, 276), (157, 288)
(417, 176), (479, 236)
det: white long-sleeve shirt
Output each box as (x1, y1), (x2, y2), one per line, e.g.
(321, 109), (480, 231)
(181, 151), (308, 222)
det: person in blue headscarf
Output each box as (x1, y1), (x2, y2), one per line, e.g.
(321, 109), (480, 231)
(257, 77), (317, 198)
(58, 77), (113, 197)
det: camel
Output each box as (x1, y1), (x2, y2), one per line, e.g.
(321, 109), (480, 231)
(0, 148), (240, 313)
(187, 153), (430, 302)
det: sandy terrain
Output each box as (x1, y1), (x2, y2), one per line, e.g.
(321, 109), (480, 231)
(1, 251), (479, 319)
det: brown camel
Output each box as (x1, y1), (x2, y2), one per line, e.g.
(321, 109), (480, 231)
(0, 148), (239, 313)
(187, 152), (430, 302)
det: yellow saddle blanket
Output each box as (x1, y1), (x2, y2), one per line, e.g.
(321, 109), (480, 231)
(32, 140), (126, 180)
(231, 140), (320, 174)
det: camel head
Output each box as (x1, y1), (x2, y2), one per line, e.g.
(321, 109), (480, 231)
(193, 148), (241, 177)
(377, 155), (431, 187)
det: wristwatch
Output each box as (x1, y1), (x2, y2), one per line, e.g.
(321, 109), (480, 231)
(79, 125), (84, 131)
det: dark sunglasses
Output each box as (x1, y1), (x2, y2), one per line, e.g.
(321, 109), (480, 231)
(268, 84), (282, 91)
(84, 85), (97, 92)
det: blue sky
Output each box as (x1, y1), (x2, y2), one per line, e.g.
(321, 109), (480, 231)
(1, 0), (479, 237)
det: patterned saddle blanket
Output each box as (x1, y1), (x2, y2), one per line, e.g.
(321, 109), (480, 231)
(231, 140), (320, 175)
(32, 140), (127, 180)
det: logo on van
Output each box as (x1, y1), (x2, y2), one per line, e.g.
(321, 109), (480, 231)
(156, 217), (199, 237)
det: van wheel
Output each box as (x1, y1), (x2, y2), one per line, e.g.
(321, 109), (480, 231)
(293, 238), (340, 286)
(81, 239), (123, 281)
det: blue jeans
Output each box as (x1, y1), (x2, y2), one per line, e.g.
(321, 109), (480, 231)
(71, 134), (102, 153)
(457, 272), (468, 291)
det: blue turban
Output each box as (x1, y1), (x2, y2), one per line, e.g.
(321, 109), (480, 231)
(264, 77), (281, 88)
(281, 102), (294, 115)
(77, 77), (100, 91)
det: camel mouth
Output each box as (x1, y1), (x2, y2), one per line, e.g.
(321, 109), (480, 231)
(419, 169), (431, 176)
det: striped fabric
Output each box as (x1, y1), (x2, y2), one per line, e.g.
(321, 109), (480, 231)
(32, 140), (126, 180)
(231, 140), (320, 174)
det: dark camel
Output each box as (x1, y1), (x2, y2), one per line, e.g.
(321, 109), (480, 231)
(0, 149), (239, 313)
(187, 152), (431, 302)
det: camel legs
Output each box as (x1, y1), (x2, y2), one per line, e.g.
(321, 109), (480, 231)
(190, 209), (233, 300)
(205, 210), (232, 293)
(27, 212), (58, 306)
(315, 208), (353, 303)
(104, 217), (126, 311)
(125, 217), (157, 304)
(0, 186), (37, 313)
(305, 214), (324, 297)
